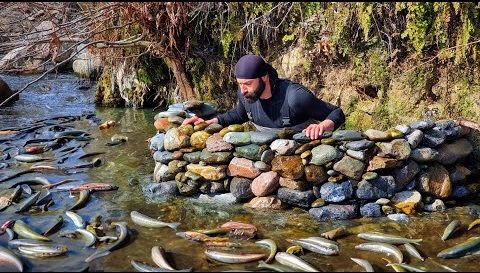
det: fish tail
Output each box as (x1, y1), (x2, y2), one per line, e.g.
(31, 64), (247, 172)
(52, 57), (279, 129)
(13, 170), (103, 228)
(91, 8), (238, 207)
(412, 239), (423, 245)
(169, 222), (181, 230)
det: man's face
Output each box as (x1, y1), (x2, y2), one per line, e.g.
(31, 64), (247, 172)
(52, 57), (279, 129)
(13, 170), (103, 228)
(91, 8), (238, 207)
(237, 78), (265, 103)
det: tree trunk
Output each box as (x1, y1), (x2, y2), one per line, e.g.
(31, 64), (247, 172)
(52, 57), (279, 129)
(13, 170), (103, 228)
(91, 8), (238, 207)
(165, 55), (195, 101)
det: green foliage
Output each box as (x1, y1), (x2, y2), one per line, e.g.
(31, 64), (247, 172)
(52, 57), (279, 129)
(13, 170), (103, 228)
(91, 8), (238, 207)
(282, 33), (295, 43)
(400, 3), (434, 54)
(356, 3), (373, 40)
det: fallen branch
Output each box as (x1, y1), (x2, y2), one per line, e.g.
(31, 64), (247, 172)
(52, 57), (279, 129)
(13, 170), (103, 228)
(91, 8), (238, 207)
(455, 118), (480, 132)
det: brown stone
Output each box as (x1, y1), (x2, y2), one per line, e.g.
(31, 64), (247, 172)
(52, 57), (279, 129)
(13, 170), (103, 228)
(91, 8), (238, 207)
(206, 133), (234, 152)
(304, 165), (328, 185)
(279, 177), (306, 190)
(271, 155), (304, 180)
(251, 171), (280, 197)
(418, 163), (452, 198)
(227, 157), (261, 179)
(244, 196), (283, 209)
(367, 156), (404, 171)
(154, 118), (171, 132)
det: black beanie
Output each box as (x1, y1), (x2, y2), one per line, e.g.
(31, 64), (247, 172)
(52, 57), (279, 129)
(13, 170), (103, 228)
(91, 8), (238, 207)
(234, 54), (268, 79)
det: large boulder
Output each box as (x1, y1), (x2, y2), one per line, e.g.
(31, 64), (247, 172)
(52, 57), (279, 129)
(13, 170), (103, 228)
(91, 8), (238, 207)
(0, 78), (18, 105)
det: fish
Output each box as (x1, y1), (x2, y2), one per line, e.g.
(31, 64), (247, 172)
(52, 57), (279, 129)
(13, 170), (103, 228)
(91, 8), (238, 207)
(12, 219), (51, 241)
(76, 229), (97, 248)
(357, 232), (422, 245)
(287, 238), (338, 256)
(130, 260), (192, 272)
(274, 252), (319, 272)
(42, 216), (64, 236)
(69, 189), (90, 210)
(382, 258), (406, 272)
(24, 145), (47, 154)
(442, 220), (461, 241)
(54, 130), (89, 138)
(0, 196), (12, 211)
(8, 239), (55, 248)
(386, 263), (427, 272)
(69, 182), (118, 192)
(78, 151), (106, 159)
(35, 189), (52, 206)
(194, 227), (230, 235)
(130, 211), (180, 229)
(204, 249), (265, 264)
(258, 260), (297, 272)
(0, 245), (23, 272)
(468, 219), (480, 231)
(175, 231), (228, 242)
(151, 246), (175, 270)
(437, 237), (480, 259)
(17, 244), (68, 257)
(10, 185), (23, 202)
(351, 258), (375, 272)
(355, 242), (403, 263)
(299, 236), (339, 250)
(66, 211), (86, 228)
(41, 178), (79, 189)
(15, 191), (41, 213)
(85, 222), (129, 263)
(0, 220), (15, 235)
(255, 239), (277, 263)
(404, 243), (425, 261)
(10, 176), (52, 188)
(14, 154), (51, 163)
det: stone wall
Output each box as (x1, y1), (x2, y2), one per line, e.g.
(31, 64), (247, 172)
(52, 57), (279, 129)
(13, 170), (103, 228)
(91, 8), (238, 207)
(147, 101), (480, 221)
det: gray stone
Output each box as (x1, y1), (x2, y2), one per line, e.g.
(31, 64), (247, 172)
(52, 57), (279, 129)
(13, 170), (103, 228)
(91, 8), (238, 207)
(422, 199), (446, 212)
(191, 193), (240, 205)
(261, 149), (275, 164)
(153, 150), (174, 164)
(450, 186), (470, 199)
(310, 145), (342, 166)
(435, 120), (461, 141)
(345, 139), (375, 151)
(332, 130), (364, 141)
(200, 149), (233, 164)
(229, 177), (254, 200)
(387, 213), (409, 222)
(254, 161), (271, 171)
(270, 139), (300, 155)
(356, 176), (396, 200)
(309, 204), (358, 220)
(320, 180), (353, 203)
(277, 187), (315, 208)
(149, 133), (165, 152)
(364, 129), (390, 141)
(224, 132), (251, 146)
(250, 132), (278, 145)
(410, 120), (435, 130)
(154, 110), (187, 120)
(395, 124), (412, 135)
(360, 203), (382, 217)
(333, 156), (365, 180)
(410, 148), (439, 162)
(183, 151), (202, 163)
(406, 129), (424, 149)
(421, 127), (446, 148)
(346, 149), (366, 161)
(143, 181), (178, 201)
(436, 138), (473, 165)
(392, 160), (420, 191)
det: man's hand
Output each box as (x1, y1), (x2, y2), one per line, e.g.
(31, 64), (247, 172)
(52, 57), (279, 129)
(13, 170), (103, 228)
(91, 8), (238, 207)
(182, 115), (218, 126)
(303, 119), (335, 140)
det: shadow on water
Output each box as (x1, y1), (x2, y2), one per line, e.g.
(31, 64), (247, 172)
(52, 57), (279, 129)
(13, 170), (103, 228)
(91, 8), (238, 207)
(1, 73), (480, 272)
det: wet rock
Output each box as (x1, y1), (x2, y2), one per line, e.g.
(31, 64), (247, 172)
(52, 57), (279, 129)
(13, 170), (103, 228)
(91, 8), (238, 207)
(153, 150), (182, 164)
(310, 145), (342, 166)
(164, 128), (190, 151)
(149, 133), (165, 152)
(392, 160), (420, 191)
(332, 130), (364, 141)
(449, 165), (472, 183)
(417, 163), (452, 198)
(244, 196), (283, 209)
(309, 204), (358, 220)
(391, 190), (422, 214)
(223, 132), (251, 146)
(293, 131), (332, 143)
(250, 132), (277, 145)
(356, 176), (396, 200)
(227, 157), (261, 179)
(155, 110), (186, 119)
(154, 163), (175, 182)
(467, 205), (480, 217)
(277, 187), (315, 208)
(360, 203), (382, 217)
(206, 133), (234, 152)
(406, 129), (424, 149)
(270, 139), (300, 155)
(450, 186), (470, 199)
(192, 193), (240, 205)
(333, 156), (365, 180)
(230, 177), (254, 200)
(311, 198), (326, 208)
(143, 181), (178, 201)
(422, 199), (446, 212)
(251, 171), (280, 197)
(387, 213), (409, 222)
(304, 165), (328, 185)
(375, 198), (391, 205)
(345, 139), (375, 151)
(271, 155), (304, 180)
(320, 180), (353, 203)
(410, 148), (439, 162)
(190, 131), (211, 150)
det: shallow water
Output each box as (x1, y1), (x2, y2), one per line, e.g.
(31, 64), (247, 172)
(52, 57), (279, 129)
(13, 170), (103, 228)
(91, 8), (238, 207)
(1, 73), (480, 272)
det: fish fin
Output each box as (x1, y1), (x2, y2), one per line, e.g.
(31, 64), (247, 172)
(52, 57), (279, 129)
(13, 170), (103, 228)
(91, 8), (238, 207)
(169, 222), (181, 230)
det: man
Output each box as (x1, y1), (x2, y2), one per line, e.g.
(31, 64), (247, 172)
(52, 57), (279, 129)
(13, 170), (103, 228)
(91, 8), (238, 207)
(183, 54), (345, 140)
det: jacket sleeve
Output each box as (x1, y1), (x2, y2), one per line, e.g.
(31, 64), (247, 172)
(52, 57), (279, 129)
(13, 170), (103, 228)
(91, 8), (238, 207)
(288, 84), (345, 130)
(216, 89), (249, 126)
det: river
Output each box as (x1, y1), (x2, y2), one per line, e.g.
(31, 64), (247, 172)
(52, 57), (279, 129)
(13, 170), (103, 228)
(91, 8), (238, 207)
(0, 73), (479, 272)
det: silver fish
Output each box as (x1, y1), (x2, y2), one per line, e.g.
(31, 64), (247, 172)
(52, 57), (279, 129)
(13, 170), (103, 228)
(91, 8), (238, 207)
(274, 252), (319, 272)
(358, 232), (422, 245)
(14, 154), (49, 163)
(437, 237), (480, 259)
(17, 244), (68, 257)
(151, 246), (175, 270)
(355, 242), (403, 263)
(66, 210), (86, 228)
(287, 238), (338, 256)
(255, 239), (277, 263)
(404, 243), (425, 261)
(351, 258), (375, 272)
(204, 249), (265, 264)
(130, 260), (192, 272)
(0, 245), (23, 272)
(386, 263), (427, 272)
(76, 229), (97, 248)
(258, 260), (296, 272)
(85, 222), (129, 263)
(441, 220), (461, 241)
(130, 211), (180, 229)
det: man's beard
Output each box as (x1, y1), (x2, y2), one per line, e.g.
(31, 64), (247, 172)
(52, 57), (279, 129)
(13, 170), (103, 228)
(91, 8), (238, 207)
(244, 78), (265, 103)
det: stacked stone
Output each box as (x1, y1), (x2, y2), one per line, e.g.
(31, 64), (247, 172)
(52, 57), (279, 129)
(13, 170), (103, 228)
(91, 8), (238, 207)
(148, 104), (480, 221)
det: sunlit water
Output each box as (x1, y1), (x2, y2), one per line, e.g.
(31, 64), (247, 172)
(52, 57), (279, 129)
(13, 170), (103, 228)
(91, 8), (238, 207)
(1, 73), (480, 272)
